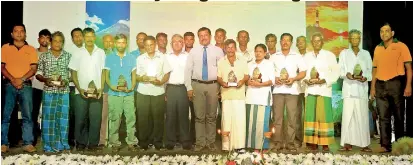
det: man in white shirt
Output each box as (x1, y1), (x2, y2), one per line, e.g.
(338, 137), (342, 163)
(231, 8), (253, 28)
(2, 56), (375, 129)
(236, 30), (254, 63)
(69, 27), (106, 151)
(136, 36), (172, 150)
(214, 28), (226, 51)
(32, 29), (51, 146)
(66, 27), (84, 147)
(156, 32), (168, 55)
(265, 33), (277, 59)
(165, 34), (192, 150)
(271, 33), (307, 152)
(338, 29), (372, 152)
(295, 35), (307, 146)
(302, 33), (339, 152)
(183, 32), (195, 53)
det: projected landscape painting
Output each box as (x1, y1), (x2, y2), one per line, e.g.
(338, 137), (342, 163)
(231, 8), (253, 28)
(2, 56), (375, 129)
(85, 1), (130, 49)
(306, 1), (349, 57)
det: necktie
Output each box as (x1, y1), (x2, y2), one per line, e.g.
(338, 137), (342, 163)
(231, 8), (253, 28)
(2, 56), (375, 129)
(202, 46), (208, 80)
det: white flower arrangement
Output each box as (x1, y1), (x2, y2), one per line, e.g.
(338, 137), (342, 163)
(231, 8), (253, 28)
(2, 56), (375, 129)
(2, 153), (412, 165)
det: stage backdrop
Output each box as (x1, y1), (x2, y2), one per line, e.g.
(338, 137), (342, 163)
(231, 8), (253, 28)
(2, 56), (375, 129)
(23, 1), (363, 123)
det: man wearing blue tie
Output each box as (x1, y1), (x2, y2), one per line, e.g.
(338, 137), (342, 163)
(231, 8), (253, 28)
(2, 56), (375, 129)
(185, 27), (225, 151)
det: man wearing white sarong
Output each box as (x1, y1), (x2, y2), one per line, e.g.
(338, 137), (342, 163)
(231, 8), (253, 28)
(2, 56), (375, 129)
(217, 39), (249, 151)
(338, 29), (372, 152)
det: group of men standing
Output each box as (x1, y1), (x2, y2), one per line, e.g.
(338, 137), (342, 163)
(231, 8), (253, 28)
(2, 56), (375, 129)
(1, 22), (411, 154)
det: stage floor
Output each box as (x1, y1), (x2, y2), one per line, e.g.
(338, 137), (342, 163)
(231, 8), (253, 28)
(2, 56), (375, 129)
(2, 136), (389, 156)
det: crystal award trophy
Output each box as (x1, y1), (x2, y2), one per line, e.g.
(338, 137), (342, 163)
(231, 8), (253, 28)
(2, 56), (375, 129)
(252, 67), (262, 83)
(146, 63), (157, 82)
(352, 64), (364, 80)
(50, 70), (62, 86)
(309, 67), (320, 83)
(227, 70), (238, 87)
(117, 75), (127, 90)
(280, 68), (289, 84)
(85, 81), (97, 98)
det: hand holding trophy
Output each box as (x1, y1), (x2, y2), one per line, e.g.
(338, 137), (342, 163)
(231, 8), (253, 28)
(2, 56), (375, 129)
(117, 75), (127, 91)
(50, 70), (63, 86)
(352, 64), (363, 80)
(227, 70), (238, 87)
(308, 67), (320, 84)
(280, 68), (289, 84)
(249, 67), (262, 87)
(85, 81), (98, 98)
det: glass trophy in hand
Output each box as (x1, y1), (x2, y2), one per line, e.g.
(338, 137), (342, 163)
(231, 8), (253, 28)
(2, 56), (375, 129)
(252, 67), (262, 83)
(85, 81), (98, 98)
(352, 64), (364, 80)
(50, 70), (63, 86)
(280, 68), (289, 84)
(309, 67), (320, 84)
(146, 64), (157, 82)
(227, 70), (238, 87)
(117, 75), (127, 91)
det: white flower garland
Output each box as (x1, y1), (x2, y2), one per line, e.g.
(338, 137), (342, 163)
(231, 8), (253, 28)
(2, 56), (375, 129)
(2, 153), (413, 165)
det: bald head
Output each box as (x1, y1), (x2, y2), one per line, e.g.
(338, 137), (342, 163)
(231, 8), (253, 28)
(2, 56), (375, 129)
(103, 34), (114, 50)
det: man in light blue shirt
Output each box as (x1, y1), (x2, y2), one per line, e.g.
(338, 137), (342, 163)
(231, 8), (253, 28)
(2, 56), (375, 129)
(104, 34), (139, 151)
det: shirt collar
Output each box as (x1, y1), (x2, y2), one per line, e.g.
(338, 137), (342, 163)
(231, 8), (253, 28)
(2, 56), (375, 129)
(143, 52), (161, 59)
(378, 38), (398, 47)
(9, 41), (28, 46)
(224, 55), (240, 61)
(81, 44), (99, 54)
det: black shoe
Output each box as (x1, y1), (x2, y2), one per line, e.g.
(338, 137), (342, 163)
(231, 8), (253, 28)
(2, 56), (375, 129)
(182, 144), (192, 150)
(88, 145), (102, 151)
(156, 146), (166, 151)
(175, 143), (182, 148)
(76, 144), (86, 151)
(166, 145), (175, 150)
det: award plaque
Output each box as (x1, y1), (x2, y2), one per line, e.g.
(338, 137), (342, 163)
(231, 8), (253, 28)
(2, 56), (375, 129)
(117, 75), (127, 90)
(85, 81), (98, 98)
(352, 64), (363, 79)
(227, 70), (238, 87)
(252, 67), (262, 83)
(50, 70), (62, 86)
(280, 68), (289, 83)
(146, 63), (157, 82)
(309, 67), (320, 83)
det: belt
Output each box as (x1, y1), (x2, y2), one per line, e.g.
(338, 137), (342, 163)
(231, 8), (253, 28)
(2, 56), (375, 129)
(4, 79), (32, 85)
(377, 76), (403, 82)
(192, 79), (217, 84)
(167, 84), (185, 86)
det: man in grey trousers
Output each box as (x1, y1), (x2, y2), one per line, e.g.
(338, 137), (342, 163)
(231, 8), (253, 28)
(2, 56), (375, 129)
(185, 27), (224, 151)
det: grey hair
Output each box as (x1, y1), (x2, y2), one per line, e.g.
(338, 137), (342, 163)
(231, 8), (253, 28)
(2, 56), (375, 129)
(349, 29), (362, 36)
(171, 34), (183, 40)
(51, 31), (65, 44)
(311, 32), (324, 41)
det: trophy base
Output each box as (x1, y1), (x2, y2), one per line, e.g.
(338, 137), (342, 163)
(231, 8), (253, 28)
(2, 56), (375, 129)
(309, 79), (319, 84)
(280, 79), (289, 84)
(117, 86), (127, 90)
(51, 80), (62, 86)
(85, 92), (97, 98)
(252, 79), (262, 83)
(353, 75), (363, 80)
(227, 82), (238, 87)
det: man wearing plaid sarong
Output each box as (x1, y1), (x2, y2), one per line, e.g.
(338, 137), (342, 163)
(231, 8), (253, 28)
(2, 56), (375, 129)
(36, 31), (72, 152)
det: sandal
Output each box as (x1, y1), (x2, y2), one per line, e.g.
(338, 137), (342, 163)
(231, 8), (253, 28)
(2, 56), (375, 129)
(361, 147), (372, 152)
(322, 146), (330, 152)
(338, 147), (348, 151)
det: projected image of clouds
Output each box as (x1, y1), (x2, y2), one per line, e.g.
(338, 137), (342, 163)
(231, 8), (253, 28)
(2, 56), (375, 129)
(86, 1), (130, 49)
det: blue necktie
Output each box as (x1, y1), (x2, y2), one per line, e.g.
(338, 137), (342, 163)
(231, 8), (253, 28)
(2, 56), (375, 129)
(202, 46), (208, 80)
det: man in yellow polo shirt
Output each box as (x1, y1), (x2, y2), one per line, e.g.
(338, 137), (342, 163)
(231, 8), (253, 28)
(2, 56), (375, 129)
(370, 23), (412, 153)
(1, 23), (38, 153)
